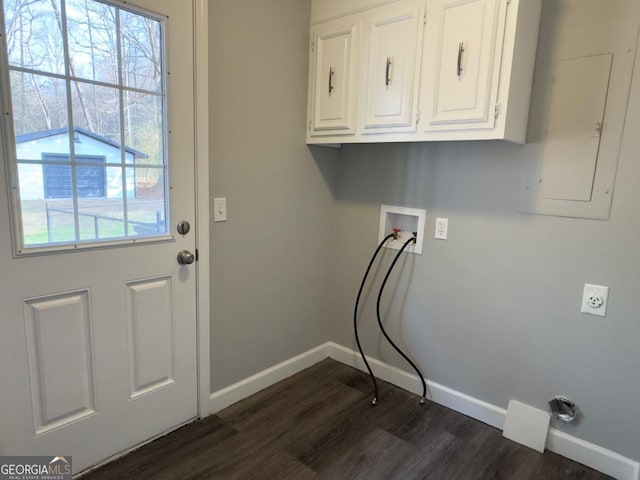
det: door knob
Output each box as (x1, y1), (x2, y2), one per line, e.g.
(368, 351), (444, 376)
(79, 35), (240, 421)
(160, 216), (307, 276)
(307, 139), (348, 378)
(177, 250), (195, 265)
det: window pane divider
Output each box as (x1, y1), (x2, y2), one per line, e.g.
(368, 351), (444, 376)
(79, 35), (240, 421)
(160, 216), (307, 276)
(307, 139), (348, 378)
(59, 0), (81, 243)
(115, 7), (130, 239)
(8, 66), (163, 97)
(17, 159), (166, 168)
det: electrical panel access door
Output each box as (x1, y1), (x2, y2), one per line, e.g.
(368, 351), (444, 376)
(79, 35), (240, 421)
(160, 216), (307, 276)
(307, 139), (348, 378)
(361, 0), (424, 134)
(308, 15), (359, 137)
(421, 0), (507, 132)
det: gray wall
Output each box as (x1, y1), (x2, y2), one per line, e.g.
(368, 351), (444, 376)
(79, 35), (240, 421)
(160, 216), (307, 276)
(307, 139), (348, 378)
(327, 1), (640, 460)
(208, 0), (640, 461)
(208, 0), (338, 390)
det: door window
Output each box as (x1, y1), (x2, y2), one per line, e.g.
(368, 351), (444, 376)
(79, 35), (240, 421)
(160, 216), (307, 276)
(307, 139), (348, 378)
(1, 0), (168, 252)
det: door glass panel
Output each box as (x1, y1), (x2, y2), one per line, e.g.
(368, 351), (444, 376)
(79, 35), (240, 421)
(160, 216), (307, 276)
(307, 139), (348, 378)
(10, 71), (68, 134)
(77, 168), (126, 241)
(120, 9), (162, 92)
(71, 82), (121, 145)
(126, 167), (165, 237)
(1, 0), (169, 252)
(19, 165), (77, 245)
(124, 92), (163, 165)
(5, 0), (65, 75)
(65, 0), (118, 84)
(25, 197), (78, 244)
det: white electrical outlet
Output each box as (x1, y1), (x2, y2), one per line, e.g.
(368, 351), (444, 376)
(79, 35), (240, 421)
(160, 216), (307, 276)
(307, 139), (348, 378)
(435, 218), (448, 240)
(581, 284), (609, 317)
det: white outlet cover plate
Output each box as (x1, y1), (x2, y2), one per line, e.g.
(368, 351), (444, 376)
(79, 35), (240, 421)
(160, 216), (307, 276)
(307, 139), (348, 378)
(581, 283), (609, 317)
(435, 217), (448, 240)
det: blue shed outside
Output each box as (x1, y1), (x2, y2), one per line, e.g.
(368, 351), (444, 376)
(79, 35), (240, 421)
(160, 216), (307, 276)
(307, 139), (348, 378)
(16, 127), (148, 200)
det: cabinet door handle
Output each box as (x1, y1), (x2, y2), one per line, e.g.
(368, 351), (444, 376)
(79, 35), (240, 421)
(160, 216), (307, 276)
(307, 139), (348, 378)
(385, 56), (392, 87)
(328, 67), (335, 95)
(457, 42), (465, 77)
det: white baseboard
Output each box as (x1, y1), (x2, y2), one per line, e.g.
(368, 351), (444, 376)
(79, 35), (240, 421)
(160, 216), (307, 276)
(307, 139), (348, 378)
(327, 342), (508, 430)
(547, 429), (640, 480)
(210, 341), (639, 480)
(209, 343), (329, 412)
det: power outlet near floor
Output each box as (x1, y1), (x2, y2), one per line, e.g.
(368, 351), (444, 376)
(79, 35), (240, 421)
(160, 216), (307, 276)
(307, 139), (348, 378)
(580, 284), (609, 317)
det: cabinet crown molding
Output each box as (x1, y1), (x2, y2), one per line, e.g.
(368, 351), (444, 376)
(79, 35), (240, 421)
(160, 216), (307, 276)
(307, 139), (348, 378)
(311, 0), (399, 25)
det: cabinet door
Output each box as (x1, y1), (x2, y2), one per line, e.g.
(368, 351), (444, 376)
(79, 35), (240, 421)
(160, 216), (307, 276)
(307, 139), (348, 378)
(361, 1), (424, 134)
(309, 17), (359, 136)
(421, 0), (506, 132)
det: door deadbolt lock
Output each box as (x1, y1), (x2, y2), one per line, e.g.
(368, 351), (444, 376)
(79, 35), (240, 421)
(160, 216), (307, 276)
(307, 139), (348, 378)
(177, 250), (195, 265)
(177, 220), (191, 235)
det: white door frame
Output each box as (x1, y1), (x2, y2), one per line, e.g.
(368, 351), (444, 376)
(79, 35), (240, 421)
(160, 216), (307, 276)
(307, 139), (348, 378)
(194, 0), (212, 419)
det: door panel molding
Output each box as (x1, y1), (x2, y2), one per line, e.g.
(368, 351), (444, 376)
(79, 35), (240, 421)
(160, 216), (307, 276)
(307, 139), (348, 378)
(125, 276), (176, 398)
(23, 289), (97, 435)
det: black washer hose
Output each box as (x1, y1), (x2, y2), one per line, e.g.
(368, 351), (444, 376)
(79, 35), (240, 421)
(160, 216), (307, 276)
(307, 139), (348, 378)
(376, 236), (428, 405)
(354, 233), (396, 406)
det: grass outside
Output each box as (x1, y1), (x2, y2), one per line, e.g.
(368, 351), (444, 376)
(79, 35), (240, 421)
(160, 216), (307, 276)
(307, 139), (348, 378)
(22, 198), (166, 245)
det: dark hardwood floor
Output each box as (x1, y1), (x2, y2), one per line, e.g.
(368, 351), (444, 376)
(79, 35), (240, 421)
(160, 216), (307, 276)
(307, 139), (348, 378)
(83, 359), (611, 479)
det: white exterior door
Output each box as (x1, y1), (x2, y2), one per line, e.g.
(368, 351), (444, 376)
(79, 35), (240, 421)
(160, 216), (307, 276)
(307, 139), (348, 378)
(0, 0), (198, 474)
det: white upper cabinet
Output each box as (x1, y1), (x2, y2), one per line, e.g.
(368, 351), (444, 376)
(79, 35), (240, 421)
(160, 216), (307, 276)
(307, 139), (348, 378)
(306, 0), (541, 144)
(308, 15), (360, 137)
(361, 1), (424, 134)
(420, 0), (542, 142)
(420, 0), (503, 132)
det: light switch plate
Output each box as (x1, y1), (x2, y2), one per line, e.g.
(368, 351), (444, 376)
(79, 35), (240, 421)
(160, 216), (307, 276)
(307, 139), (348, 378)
(214, 197), (227, 222)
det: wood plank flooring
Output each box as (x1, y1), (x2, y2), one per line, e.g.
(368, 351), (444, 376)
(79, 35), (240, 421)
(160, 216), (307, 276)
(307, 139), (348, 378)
(83, 359), (611, 479)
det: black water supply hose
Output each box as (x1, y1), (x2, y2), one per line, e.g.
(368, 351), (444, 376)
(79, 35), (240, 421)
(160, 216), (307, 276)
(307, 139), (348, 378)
(353, 232), (396, 406)
(376, 234), (428, 405)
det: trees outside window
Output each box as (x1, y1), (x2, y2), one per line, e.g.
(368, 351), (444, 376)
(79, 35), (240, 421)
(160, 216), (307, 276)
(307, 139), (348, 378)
(2, 0), (168, 247)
